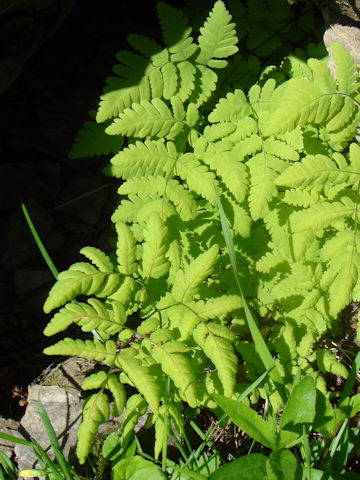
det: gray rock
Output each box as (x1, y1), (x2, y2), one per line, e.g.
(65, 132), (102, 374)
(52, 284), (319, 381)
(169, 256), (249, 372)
(0, 417), (20, 458)
(14, 384), (83, 472)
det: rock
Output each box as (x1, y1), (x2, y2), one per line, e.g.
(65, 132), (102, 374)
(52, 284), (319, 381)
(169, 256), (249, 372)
(0, 416), (20, 458)
(14, 384), (83, 471)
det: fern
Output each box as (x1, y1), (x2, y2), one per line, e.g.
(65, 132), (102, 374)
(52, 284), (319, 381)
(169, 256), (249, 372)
(42, 0), (360, 463)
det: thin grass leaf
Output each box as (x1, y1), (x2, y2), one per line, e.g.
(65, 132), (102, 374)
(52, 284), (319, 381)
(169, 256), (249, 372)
(37, 395), (74, 480)
(0, 432), (32, 447)
(21, 202), (59, 280)
(213, 186), (287, 404)
(30, 439), (63, 480)
(0, 451), (17, 479)
(23, 202), (104, 343)
(339, 351), (360, 406)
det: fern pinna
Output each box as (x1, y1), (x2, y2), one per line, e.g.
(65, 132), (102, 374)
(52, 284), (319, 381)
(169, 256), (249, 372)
(43, 0), (359, 463)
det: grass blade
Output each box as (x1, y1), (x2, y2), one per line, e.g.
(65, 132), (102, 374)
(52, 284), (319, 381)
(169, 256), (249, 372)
(214, 187), (287, 403)
(37, 395), (74, 480)
(0, 432), (32, 447)
(21, 202), (59, 280)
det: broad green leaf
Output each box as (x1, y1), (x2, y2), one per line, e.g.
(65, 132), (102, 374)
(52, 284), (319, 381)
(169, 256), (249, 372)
(266, 450), (297, 480)
(112, 455), (167, 480)
(208, 453), (267, 480)
(213, 395), (276, 449)
(280, 376), (316, 435)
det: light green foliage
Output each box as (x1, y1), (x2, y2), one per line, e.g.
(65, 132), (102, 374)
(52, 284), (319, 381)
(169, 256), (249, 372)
(43, 0), (359, 464)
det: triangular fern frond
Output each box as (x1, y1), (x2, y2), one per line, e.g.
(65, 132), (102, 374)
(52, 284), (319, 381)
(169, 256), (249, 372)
(171, 244), (219, 302)
(320, 249), (360, 316)
(196, 0), (238, 69)
(44, 338), (117, 365)
(152, 341), (198, 407)
(106, 374), (127, 417)
(69, 111), (124, 159)
(331, 43), (358, 95)
(106, 98), (184, 138)
(208, 89), (251, 122)
(115, 350), (161, 413)
(275, 154), (359, 189)
(118, 176), (197, 221)
(263, 78), (341, 136)
(97, 51), (151, 123)
(157, 2), (197, 62)
(141, 212), (170, 280)
(115, 222), (138, 275)
(109, 140), (177, 179)
(192, 295), (242, 319)
(176, 153), (218, 204)
(248, 153), (284, 220)
(43, 261), (121, 313)
(43, 299), (125, 336)
(77, 392), (110, 464)
(290, 200), (355, 234)
(193, 322), (237, 397)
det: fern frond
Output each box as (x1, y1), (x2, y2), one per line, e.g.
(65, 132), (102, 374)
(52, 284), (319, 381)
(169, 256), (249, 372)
(176, 153), (218, 204)
(282, 188), (319, 207)
(106, 98), (183, 138)
(80, 246), (114, 273)
(97, 51), (150, 122)
(248, 153), (284, 220)
(256, 250), (287, 273)
(263, 138), (299, 162)
(154, 405), (170, 460)
(69, 111), (124, 159)
(275, 154), (355, 189)
(152, 341), (198, 407)
(315, 348), (349, 379)
(106, 374), (126, 416)
(141, 212), (170, 280)
(291, 200), (355, 234)
(320, 249), (360, 315)
(308, 58), (336, 92)
(190, 65), (218, 106)
(82, 371), (108, 390)
(331, 43), (358, 94)
(196, 0), (238, 69)
(203, 146), (248, 203)
(262, 78), (340, 136)
(43, 263), (121, 313)
(44, 338), (117, 365)
(193, 322), (237, 397)
(118, 176), (197, 221)
(171, 244), (219, 302)
(192, 295), (242, 320)
(115, 350), (161, 413)
(109, 140), (177, 179)
(43, 299), (125, 336)
(176, 61), (196, 101)
(77, 392), (110, 464)
(157, 2), (197, 62)
(120, 394), (147, 448)
(115, 222), (138, 275)
(208, 89), (251, 122)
